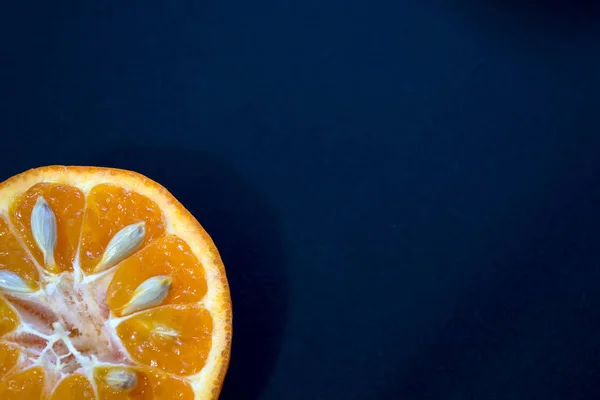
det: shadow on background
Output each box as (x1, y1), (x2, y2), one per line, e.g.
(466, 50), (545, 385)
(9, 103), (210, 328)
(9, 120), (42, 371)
(90, 146), (288, 400)
(388, 150), (600, 399)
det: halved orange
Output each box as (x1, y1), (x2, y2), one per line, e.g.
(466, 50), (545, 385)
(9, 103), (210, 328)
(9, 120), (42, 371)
(0, 166), (232, 399)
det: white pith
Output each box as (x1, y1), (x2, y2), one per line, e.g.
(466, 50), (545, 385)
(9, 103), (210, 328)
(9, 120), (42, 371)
(1, 212), (139, 396)
(0, 170), (231, 400)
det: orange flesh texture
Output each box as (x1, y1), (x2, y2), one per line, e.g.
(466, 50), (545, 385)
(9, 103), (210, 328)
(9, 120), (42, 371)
(9, 183), (85, 273)
(0, 216), (40, 290)
(0, 343), (19, 375)
(79, 184), (166, 274)
(0, 297), (19, 336)
(0, 177), (217, 398)
(50, 374), (95, 400)
(116, 304), (213, 375)
(95, 367), (152, 400)
(139, 369), (195, 400)
(0, 366), (45, 399)
(94, 367), (194, 400)
(107, 235), (208, 317)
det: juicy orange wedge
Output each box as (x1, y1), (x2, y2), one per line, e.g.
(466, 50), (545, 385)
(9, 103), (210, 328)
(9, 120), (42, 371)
(0, 166), (232, 399)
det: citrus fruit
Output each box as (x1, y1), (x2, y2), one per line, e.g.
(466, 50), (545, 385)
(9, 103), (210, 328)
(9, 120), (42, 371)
(0, 166), (232, 399)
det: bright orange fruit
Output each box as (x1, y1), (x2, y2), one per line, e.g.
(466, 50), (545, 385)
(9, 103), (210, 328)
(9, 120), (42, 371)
(0, 166), (232, 399)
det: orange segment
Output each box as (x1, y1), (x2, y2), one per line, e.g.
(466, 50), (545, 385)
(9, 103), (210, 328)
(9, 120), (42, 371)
(95, 366), (194, 400)
(141, 368), (194, 400)
(0, 296), (18, 336)
(0, 343), (20, 376)
(116, 304), (213, 375)
(95, 366), (151, 400)
(9, 183), (85, 273)
(79, 184), (166, 274)
(0, 216), (39, 291)
(50, 374), (95, 400)
(0, 366), (45, 399)
(107, 235), (208, 317)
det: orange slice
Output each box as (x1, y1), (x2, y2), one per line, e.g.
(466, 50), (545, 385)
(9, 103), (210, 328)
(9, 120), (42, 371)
(0, 166), (232, 399)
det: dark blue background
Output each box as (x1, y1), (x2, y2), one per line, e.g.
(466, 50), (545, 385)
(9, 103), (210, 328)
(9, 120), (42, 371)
(2, 1), (600, 399)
